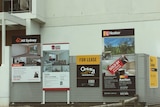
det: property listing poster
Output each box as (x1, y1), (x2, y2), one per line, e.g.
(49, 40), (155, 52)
(102, 29), (136, 96)
(76, 55), (100, 87)
(149, 56), (158, 88)
(42, 43), (70, 90)
(11, 35), (41, 82)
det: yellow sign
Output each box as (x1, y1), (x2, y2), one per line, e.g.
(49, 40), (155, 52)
(76, 55), (100, 65)
(149, 56), (158, 88)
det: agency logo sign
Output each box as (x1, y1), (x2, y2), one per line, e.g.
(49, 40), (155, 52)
(51, 45), (61, 50)
(102, 29), (134, 37)
(12, 35), (40, 44)
(15, 38), (37, 43)
(80, 66), (96, 76)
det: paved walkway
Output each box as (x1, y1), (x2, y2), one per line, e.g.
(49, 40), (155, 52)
(149, 105), (160, 107)
(8, 103), (160, 107)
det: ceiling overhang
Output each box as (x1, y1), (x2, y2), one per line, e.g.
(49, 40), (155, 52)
(0, 12), (26, 29)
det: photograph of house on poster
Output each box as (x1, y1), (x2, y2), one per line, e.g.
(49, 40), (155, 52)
(102, 37), (135, 75)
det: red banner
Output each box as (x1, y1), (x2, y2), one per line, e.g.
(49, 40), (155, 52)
(107, 55), (128, 74)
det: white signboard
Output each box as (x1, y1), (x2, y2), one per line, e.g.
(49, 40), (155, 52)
(42, 43), (70, 90)
(12, 66), (41, 82)
(43, 72), (69, 89)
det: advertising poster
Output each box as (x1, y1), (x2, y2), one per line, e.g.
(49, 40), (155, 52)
(42, 43), (70, 90)
(12, 66), (41, 82)
(76, 55), (100, 87)
(102, 29), (136, 96)
(11, 35), (41, 82)
(149, 56), (158, 88)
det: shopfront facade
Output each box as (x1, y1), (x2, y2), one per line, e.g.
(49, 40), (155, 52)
(1, 0), (160, 106)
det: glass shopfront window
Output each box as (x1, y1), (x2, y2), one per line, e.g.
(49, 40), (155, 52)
(3, 0), (32, 12)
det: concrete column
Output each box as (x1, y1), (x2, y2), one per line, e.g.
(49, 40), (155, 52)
(2, 14), (5, 64)
(0, 13), (9, 107)
(26, 19), (40, 35)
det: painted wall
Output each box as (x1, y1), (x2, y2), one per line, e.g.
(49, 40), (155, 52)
(44, 0), (160, 27)
(42, 0), (160, 56)
(41, 20), (160, 57)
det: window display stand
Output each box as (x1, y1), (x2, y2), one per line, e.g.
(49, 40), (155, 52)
(42, 43), (70, 105)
